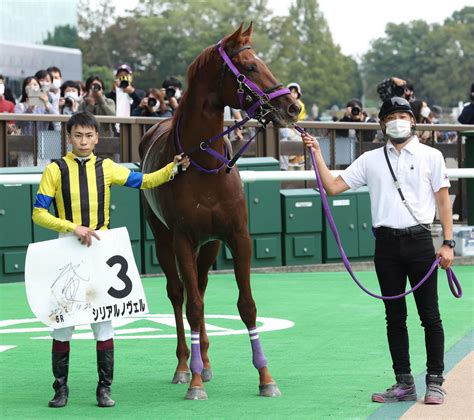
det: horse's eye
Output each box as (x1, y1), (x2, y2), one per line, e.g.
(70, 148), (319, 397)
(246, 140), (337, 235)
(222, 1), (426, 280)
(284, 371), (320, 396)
(246, 64), (256, 73)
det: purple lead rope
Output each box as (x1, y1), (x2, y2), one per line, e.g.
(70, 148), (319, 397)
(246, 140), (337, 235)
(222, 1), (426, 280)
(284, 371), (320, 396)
(294, 125), (462, 300)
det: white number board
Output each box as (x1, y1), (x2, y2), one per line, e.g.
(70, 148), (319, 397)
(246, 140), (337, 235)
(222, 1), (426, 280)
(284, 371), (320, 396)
(25, 227), (148, 328)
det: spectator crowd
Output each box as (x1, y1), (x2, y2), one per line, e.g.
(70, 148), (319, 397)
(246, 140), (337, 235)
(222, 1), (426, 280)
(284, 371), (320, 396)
(0, 65), (472, 168)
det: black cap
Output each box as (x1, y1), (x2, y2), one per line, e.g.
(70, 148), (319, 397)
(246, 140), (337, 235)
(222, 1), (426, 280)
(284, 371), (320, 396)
(378, 96), (414, 120)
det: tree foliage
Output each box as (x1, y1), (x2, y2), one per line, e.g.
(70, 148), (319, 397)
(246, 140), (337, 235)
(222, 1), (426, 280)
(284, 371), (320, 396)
(43, 24), (80, 49)
(45, 1), (471, 109)
(362, 6), (474, 106)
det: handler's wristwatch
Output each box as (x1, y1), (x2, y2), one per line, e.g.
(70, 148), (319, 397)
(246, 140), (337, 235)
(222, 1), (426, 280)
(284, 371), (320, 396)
(442, 239), (456, 248)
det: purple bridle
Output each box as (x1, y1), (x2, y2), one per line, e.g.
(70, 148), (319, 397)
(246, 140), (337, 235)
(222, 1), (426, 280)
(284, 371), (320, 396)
(174, 39), (291, 174)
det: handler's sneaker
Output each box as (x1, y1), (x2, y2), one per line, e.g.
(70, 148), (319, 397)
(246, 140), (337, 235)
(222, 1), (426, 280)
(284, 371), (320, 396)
(424, 374), (446, 405)
(372, 374), (417, 403)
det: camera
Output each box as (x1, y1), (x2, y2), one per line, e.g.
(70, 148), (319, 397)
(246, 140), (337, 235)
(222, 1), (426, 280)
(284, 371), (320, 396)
(91, 84), (102, 92)
(119, 79), (129, 89)
(351, 106), (361, 116)
(392, 84), (405, 97)
(165, 87), (176, 99)
(147, 97), (157, 107)
(64, 97), (74, 108)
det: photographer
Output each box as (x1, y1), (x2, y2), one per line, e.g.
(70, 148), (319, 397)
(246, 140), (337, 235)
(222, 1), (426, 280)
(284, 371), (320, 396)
(337, 99), (377, 142)
(377, 77), (415, 103)
(59, 81), (82, 115)
(161, 76), (182, 115)
(79, 76), (115, 136)
(132, 88), (171, 118)
(107, 64), (141, 117)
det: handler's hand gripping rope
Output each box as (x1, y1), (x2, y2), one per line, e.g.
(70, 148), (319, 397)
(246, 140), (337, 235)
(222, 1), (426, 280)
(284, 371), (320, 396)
(293, 124), (462, 300)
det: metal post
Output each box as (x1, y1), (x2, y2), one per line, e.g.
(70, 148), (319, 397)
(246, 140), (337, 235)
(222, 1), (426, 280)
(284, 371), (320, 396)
(32, 122), (38, 166)
(329, 129), (336, 170)
(0, 120), (6, 167)
(130, 123), (142, 162)
(120, 124), (131, 163)
(264, 126), (279, 159)
(61, 122), (67, 157)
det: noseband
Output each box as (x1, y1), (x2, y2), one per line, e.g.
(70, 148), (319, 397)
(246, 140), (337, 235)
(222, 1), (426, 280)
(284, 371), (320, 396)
(174, 39), (291, 174)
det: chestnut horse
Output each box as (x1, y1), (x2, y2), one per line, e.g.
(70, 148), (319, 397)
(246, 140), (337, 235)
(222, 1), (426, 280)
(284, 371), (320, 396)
(139, 24), (300, 400)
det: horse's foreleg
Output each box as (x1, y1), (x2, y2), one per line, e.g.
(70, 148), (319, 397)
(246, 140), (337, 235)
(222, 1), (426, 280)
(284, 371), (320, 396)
(227, 233), (281, 397)
(196, 240), (221, 382)
(143, 201), (189, 384)
(174, 235), (208, 400)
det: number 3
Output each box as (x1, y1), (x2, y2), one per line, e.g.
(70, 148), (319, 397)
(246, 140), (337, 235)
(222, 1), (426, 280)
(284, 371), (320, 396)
(106, 255), (133, 298)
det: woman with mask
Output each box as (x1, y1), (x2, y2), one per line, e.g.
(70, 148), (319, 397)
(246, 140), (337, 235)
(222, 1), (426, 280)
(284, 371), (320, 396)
(301, 97), (454, 406)
(35, 70), (59, 114)
(411, 99), (433, 144)
(14, 76), (59, 166)
(59, 81), (82, 115)
(132, 88), (171, 118)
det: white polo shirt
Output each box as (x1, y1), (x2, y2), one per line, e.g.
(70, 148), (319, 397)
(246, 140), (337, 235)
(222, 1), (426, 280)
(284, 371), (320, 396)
(340, 136), (450, 229)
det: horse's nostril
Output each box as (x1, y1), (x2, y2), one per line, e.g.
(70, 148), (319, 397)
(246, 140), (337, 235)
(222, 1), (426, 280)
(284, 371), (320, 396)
(288, 103), (301, 117)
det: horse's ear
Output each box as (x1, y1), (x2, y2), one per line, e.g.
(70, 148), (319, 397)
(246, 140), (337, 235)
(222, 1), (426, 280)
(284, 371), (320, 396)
(225, 23), (244, 49)
(242, 22), (253, 41)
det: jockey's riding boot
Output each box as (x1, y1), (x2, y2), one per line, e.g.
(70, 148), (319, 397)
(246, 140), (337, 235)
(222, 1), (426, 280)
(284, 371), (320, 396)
(96, 349), (115, 407)
(424, 374), (446, 405)
(372, 373), (417, 403)
(48, 351), (69, 408)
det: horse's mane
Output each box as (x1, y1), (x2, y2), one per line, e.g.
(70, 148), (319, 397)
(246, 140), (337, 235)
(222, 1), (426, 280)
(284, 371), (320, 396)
(172, 43), (220, 124)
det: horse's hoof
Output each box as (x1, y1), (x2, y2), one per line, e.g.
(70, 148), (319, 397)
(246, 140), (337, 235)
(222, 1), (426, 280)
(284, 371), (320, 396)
(171, 371), (191, 384)
(185, 387), (208, 400)
(259, 383), (281, 397)
(202, 367), (213, 382)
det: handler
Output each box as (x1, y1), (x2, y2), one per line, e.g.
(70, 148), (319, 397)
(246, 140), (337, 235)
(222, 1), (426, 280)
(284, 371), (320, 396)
(32, 111), (190, 408)
(301, 97), (454, 405)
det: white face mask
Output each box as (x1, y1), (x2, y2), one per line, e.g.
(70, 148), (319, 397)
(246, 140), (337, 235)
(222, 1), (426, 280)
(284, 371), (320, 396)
(64, 91), (79, 101)
(385, 119), (412, 143)
(52, 79), (62, 90)
(40, 82), (51, 92)
(420, 106), (431, 119)
(0, 84), (4, 96)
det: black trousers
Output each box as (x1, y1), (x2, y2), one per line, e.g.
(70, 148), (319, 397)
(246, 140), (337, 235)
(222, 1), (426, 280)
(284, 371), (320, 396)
(374, 228), (444, 376)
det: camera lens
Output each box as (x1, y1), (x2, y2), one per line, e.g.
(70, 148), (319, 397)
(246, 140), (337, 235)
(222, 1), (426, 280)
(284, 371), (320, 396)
(64, 97), (73, 108)
(92, 84), (101, 92)
(393, 85), (405, 97)
(119, 80), (129, 89)
(148, 97), (157, 107)
(165, 87), (176, 99)
(351, 107), (361, 116)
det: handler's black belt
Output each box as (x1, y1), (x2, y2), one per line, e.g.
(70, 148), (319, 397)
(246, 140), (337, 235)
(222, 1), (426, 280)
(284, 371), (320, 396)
(375, 224), (431, 237)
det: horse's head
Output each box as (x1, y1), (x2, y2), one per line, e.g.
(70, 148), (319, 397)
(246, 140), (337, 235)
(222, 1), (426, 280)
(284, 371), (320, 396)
(219, 23), (301, 127)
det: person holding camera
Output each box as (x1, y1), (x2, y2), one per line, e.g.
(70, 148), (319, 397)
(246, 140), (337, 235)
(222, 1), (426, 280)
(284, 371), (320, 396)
(337, 99), (377, 142)
(58, 81), (82, 115)
(161, 76), (182, 115)
(14, 76), (59, 166)
(132, 88), (171, 118)
(79, 76), (115, 136)
(377, 77), (415, 103)
(107, 64), (141, 119)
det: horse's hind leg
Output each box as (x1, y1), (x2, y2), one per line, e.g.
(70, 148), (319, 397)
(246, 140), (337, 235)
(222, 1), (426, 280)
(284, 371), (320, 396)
(196, 240), (221, 382)
(227, 233), (281, 397)
(143, 201), (190, 384)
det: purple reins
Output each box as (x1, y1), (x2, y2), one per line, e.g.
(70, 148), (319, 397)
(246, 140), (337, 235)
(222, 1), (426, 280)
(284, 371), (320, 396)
(294, 125), (462, 300)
